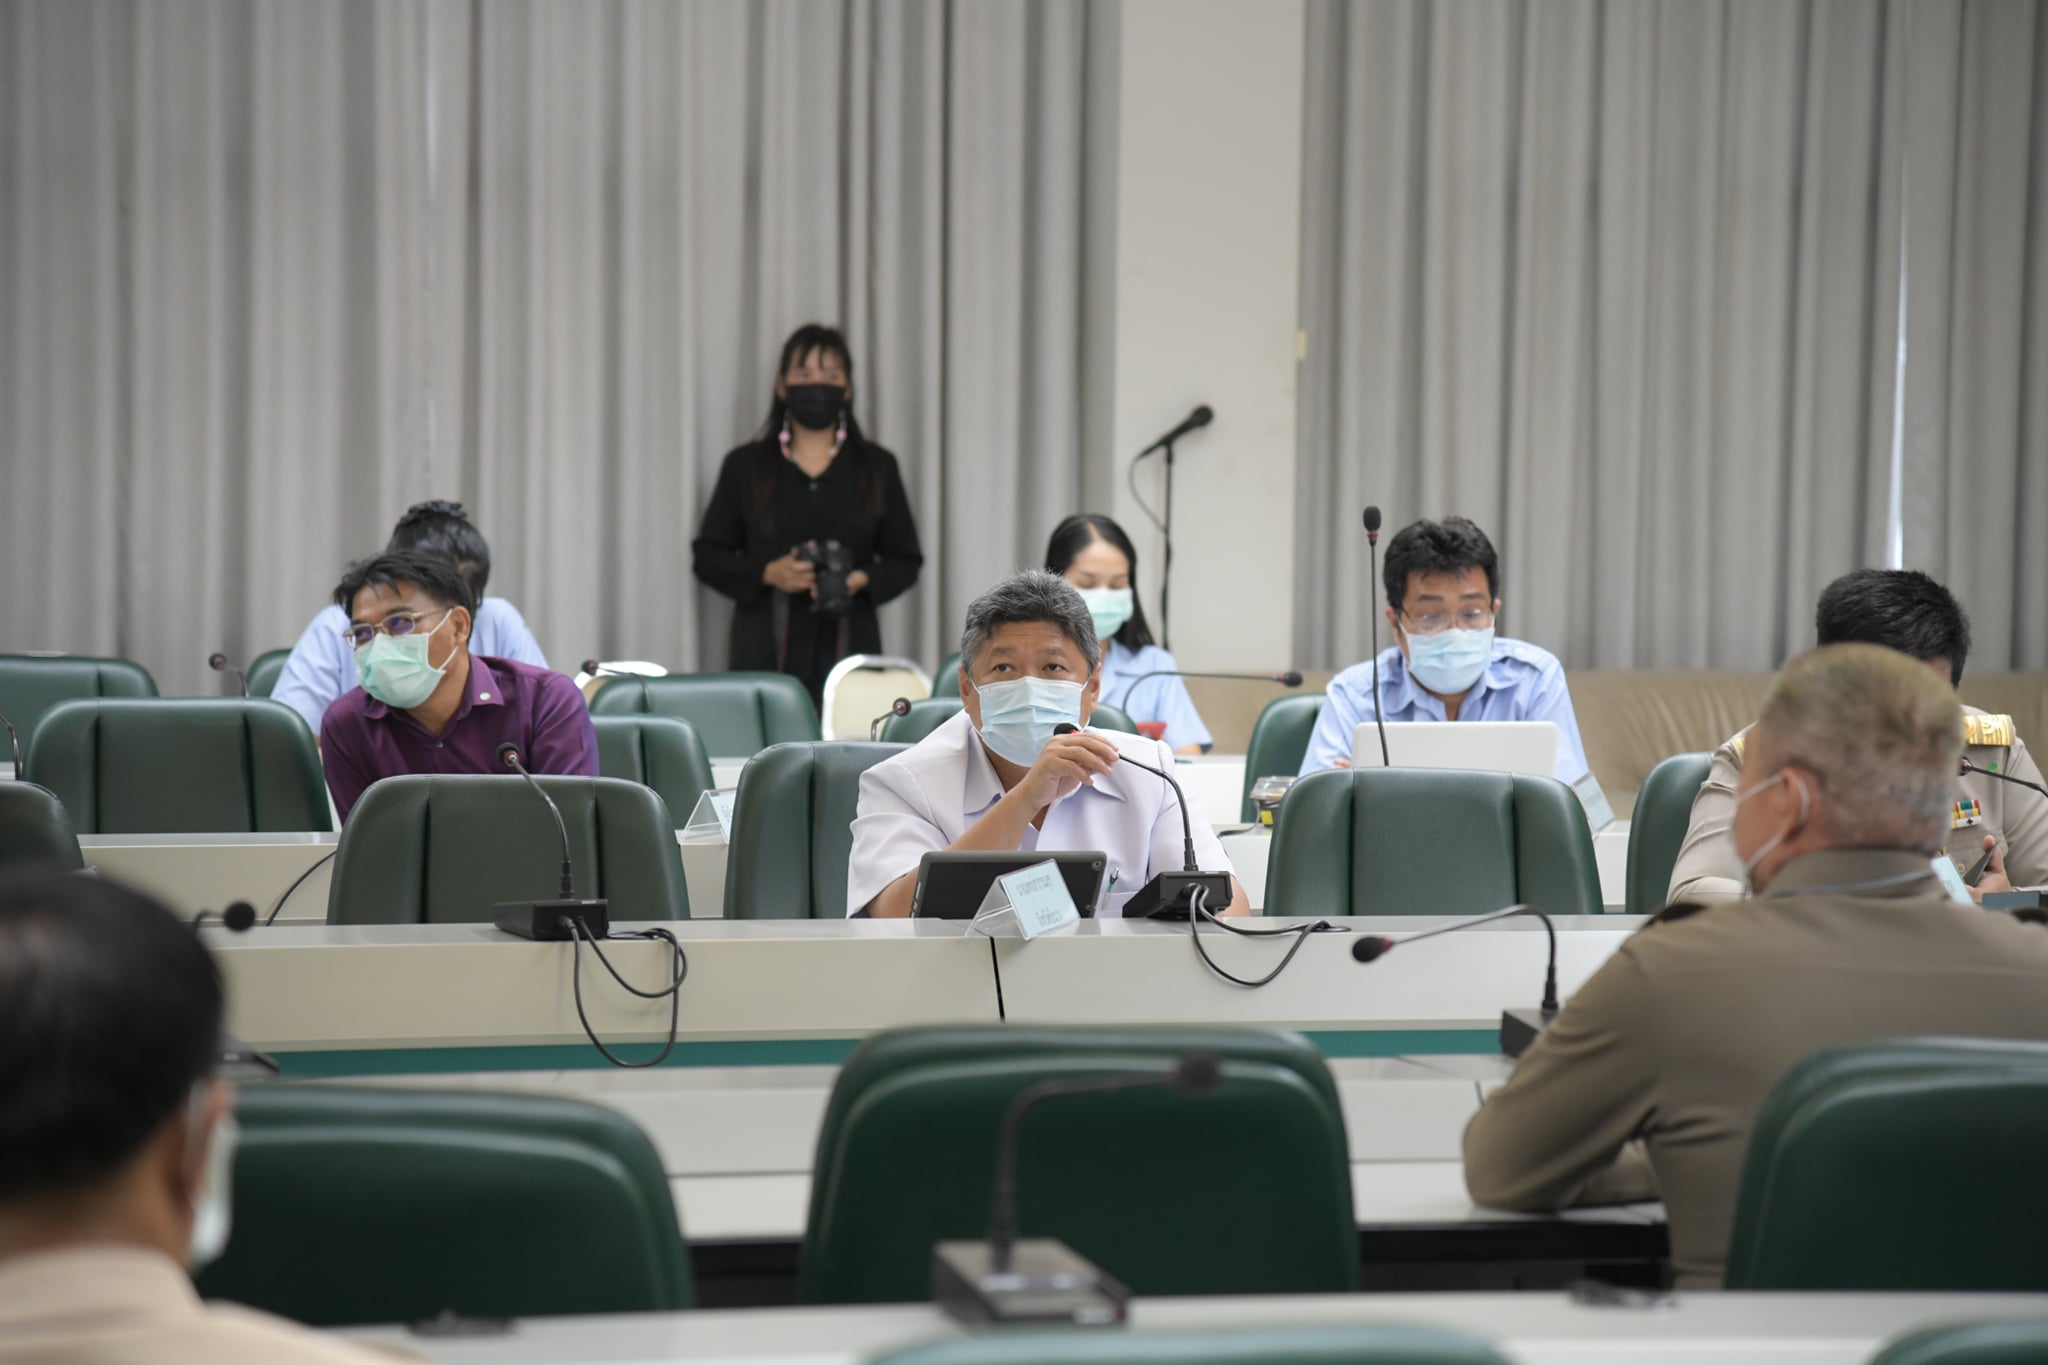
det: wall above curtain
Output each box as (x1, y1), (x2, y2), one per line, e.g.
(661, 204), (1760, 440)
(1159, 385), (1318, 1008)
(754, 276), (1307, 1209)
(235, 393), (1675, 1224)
(0, 0), (1116, 695)
(1295, 0), (2048, 675)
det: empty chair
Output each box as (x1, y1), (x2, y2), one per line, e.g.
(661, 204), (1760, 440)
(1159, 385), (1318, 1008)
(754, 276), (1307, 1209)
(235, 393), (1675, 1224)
(245, 648), (293, 699)
(1724, 1037), (2048, 1291)
(726, 741), (905, 917)
(0, 782), (84, 876)
(24, 698), (329, 834)
(1264, 767), (1601, 917)
(1869, 1321), (2048, 1365)
(588, 671), (820, 758)
(1239, 694), (1326, 820)
(821, 654), (933, 739)
(799, 1025), (1356, 1304)
(871, 1326), (1512, 1365)
(593, 715), (715, 825)
(326, 774), (688, 923)
(1626, 751), (1712, 915)
(0, 653), (156, 758)
(195, 1085), (692, 1326)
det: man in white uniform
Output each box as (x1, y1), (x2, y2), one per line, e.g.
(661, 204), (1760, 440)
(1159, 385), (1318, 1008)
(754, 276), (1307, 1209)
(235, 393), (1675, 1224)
(847, 570), (1247, 918)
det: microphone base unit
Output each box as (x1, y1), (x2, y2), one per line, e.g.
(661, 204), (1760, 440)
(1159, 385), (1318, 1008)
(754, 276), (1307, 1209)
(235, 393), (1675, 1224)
(1124, 870), (1233, 922)
(1985, 890), (2048, 916)
(931, 1238), (1130, 1327)
(492, 898), (611, 941)
(1500, 1006), (1557, 1059)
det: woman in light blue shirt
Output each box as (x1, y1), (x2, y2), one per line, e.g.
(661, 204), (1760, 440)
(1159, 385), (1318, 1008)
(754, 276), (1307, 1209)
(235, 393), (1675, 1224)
(271, 501), (550, 736)
(1044, 514), (1212, 755)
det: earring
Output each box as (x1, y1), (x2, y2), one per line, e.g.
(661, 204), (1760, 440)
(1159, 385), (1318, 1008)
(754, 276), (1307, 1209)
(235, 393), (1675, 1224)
(778, 418), (793, 460)
(834, 411), (847, 451)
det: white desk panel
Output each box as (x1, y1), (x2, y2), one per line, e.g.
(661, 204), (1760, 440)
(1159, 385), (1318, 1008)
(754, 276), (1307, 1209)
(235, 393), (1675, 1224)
(82, 832), (339, 925)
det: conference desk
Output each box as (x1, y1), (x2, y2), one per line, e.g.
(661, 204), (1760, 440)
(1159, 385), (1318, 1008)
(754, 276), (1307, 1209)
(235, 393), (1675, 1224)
(342, 1291), (2048, 1365)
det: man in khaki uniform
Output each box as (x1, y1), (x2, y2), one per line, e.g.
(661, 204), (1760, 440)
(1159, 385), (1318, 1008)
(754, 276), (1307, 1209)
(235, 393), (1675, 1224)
(1669, 569), (2048, 902)
(0, 876), (398, 1365)
(1464, 644), (2048, 1289)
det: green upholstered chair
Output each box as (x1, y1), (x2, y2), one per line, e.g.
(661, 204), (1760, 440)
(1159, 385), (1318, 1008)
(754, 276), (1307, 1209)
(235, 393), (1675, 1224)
(1724, 1037), (2048, 1291)
(1869, 1322), (2048, 1365)
(799, 1025), (1356, 1304)
(1240, 694), (1326, 820)
(327, 774), (688, 923)
(726, 740), (905, 918)
(23, 698), (330, 834)
(195, 1084), (692, 1327)
(931, 651), (963, 698)
(1625, 751), (1712, 916)
(587, 671), (819, 759)
(245, 647), (293, 699)
(0, 653), (157, 758)
(1264, 767), (1601, 918)
(879, 697), (1137, 746)
(871, 1326), (1513, 1365)
(0, 783), (85, 876)
(593, 715), (715, 827)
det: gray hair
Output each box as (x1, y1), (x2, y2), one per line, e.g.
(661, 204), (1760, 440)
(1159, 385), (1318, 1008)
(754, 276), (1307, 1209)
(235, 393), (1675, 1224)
(1752, 642), (1964, 851)
(959, 569), (1101, 679)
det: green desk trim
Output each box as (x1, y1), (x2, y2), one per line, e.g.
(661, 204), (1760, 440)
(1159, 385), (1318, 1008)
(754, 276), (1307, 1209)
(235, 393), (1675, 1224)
(267, 1028), (1501, 1078)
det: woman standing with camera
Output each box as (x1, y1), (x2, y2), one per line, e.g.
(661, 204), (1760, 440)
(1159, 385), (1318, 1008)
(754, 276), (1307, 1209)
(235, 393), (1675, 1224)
(692, 324), (924, 705)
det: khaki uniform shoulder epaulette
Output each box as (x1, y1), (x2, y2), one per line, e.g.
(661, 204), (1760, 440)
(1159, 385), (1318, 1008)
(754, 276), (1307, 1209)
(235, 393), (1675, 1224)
(1965, 714), (2016, 748)
(1650, 900), (1715, 927)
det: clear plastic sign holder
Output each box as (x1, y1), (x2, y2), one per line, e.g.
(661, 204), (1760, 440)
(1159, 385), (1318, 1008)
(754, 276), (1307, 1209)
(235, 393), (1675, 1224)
(682, 790), (738, 845)
(971, 859), (1081, 941)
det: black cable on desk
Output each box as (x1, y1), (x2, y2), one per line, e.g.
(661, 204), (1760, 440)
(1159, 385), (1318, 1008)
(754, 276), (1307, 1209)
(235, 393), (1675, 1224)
(568, 920), (689, 1069)
(1185, 884), (1347, 988)
(988, 935), (1007, 1021)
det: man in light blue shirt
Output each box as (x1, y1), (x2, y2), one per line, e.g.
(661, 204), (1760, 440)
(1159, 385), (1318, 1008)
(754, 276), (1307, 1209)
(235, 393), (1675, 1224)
(271, 501), (550, 736)
(1300, 516), (1588, 784)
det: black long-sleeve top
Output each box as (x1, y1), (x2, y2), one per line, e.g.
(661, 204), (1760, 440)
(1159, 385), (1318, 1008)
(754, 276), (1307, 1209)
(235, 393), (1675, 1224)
(691, 437), (924, 699)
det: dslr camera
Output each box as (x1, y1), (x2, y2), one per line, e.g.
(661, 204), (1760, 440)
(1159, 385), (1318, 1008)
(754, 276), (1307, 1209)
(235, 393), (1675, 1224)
(797, 539), (856, 617)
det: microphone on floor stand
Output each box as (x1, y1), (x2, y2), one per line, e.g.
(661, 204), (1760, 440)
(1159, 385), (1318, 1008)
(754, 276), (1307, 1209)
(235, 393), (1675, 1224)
(870, 696), (913, 741)
(1362, 506), (1391, 768)
(582, 659), (653, 711)
(1352, 903), (1560, 1057)
(208, 652), (249, 698)
(490, 741), (610, 940)
(932, 1052), (1221, 1325)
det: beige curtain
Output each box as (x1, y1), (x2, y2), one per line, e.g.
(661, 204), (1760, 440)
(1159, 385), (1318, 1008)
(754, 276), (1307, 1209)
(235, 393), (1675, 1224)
(1295, 0), (2048, 674)
(0, 0), (1116, 695)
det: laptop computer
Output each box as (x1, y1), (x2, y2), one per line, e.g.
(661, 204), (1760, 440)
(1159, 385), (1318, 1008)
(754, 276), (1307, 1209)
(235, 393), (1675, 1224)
(1349, 720), (1560, 778)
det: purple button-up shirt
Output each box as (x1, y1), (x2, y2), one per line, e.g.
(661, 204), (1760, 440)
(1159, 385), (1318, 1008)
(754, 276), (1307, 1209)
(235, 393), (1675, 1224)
(320, 654), (599, 821)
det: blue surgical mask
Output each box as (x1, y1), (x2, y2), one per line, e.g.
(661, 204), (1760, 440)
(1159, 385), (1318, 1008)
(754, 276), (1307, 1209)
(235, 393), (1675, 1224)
(972, 676), (1085, 767)
(353, 612), (452, 710)
(1077, 587), (1133, 642)
(1405, 626), (1494, 696)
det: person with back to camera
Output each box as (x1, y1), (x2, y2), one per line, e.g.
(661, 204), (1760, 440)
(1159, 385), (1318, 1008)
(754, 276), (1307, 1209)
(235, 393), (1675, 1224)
(1045, 513), (1212, 755)
(271, 500), (550, 739)
(692, 324), (924, 706)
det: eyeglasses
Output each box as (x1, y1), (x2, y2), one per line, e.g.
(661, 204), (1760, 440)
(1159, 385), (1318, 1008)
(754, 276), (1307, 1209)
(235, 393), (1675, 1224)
(1400, 608), (1496, 637)
(342, 608), (450, 649)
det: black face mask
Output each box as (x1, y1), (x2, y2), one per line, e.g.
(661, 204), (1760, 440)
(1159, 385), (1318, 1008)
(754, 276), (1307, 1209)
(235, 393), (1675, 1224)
(784, 384), (846, 434)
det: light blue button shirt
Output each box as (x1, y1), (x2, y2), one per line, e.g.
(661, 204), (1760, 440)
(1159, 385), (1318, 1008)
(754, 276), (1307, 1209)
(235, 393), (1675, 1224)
(1299, 636), (1589, 784)
(1097, 642), (1213, 752)
(270, 597), (551, 736)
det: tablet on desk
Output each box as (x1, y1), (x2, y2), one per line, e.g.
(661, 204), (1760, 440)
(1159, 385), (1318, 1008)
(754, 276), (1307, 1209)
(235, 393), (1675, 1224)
(1350, 720), (1559, 778)
(910, 850), (1109, 920)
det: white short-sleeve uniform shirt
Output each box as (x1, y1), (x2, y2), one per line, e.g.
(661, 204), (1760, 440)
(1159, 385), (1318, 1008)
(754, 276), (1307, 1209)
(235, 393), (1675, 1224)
(846, 710), (1236, 917)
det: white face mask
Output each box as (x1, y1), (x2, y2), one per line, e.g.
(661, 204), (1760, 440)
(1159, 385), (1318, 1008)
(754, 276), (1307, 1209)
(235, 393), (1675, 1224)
(1735, 771), (1811, 894)
(185, 1095), (237, 1271)
(970, 676), (1085, 767)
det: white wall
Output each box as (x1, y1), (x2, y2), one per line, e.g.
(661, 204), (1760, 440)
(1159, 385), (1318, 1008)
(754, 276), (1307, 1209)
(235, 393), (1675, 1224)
(1106, 0), (1305, 673)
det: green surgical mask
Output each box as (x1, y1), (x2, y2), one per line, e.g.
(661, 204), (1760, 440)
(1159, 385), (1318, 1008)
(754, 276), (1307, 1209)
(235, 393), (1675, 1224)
(1077, 587), (1133, 642)
(353, 612), (452, 710)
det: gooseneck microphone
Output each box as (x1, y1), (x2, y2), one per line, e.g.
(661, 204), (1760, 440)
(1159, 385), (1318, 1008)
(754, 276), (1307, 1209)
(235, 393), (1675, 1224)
(1962, 756), (2048, 802)
(582, 659), (653, 711)
(1362, 506), (1391, 768)
(191, 901), (278, 1074)
(191, 901), (258, 933)
(490, 742), (610, 940)
(870, 696), (913, 741)
(1117, 670), (1305, 708)
(933, 1053), (1222, 1324)
(208, 652), (249, 698)
(1352, 903), (1559, 1056)
(0, 711), (20, 774)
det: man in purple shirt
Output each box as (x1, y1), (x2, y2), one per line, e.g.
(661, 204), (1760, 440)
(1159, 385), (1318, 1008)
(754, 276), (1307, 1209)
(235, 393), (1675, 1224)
(320, 551), (597, 821)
